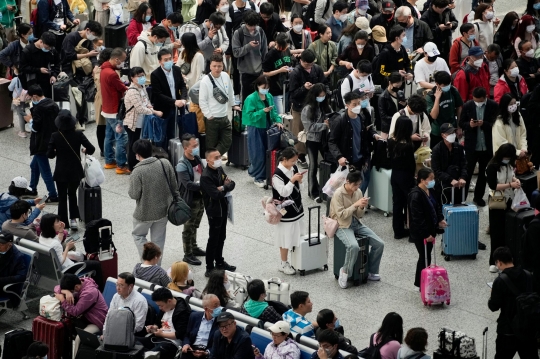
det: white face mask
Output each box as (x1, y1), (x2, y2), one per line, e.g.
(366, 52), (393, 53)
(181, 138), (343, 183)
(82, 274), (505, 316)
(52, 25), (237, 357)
(86, 32), (96, 41)
(357, 43), (365, 49)
(473, 58), (484, 67)
(213, 159), (223, 168)
(187, 270), (193, 281)
(445, 133), (456, 143)
(220, 4), (229, 12)
(357, 8), (367, 15)
(508, 104), (518, 113)
(509, 67), (520, 77)
(293, 24), (303, 33)
(525, 49), (535, 58)
(527, 24), (536, 33)
(485, 11), (494, 20)
(351, 105), (361, 114)
(224, 281), (231, 290)
(339, 14), (348, 22)
(474, 100), (485, 107)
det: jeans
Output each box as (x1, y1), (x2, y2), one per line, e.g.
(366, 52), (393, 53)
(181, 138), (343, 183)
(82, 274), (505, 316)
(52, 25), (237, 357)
(125, 127), (141, 171)
(30, 154), (58, 197)
(414, 238), (433, 287)
(247, 126), (267, 182)
(306, 140), (325, 198)
(291, 110), (306, 155)
(336, 217), (384, 275)
(494, 334), (539, 359)
(206, 203), (228, 270)
(465, 149), (491, 201)
(182, 196), (205, 256)
(132, 216), (168, 266)
(56, 181), (80, 228)
(391, 169), (414, 236)
(104, 116), (127, 167)
(204, 116), (232, 156)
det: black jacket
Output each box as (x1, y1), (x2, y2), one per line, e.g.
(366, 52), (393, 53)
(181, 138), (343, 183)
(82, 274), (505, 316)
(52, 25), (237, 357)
(407, 186), (444, 242)
(523, 216), (540, 293)
(0, 244), (27, 306)
(61, 31), (98, 76)
(177, 155), (204, 206)
(209, 326), (255, 359)
(420, 8), (457, 60)
(378, 89), (405, 133)
(289, 63), (328, 112)
(150, 65), (188, 119)
(182, 311), (219, 348)
(48, 129), (95, 183)
(201, 166), (235, 218)
(488, 266), (530, 334)
(149, 0), (178, 23)
(328, 110), (377, 167)
(404, 1), (418, 19)
(459, 99), (498, 153)
(411, 18), (434, 52)
(155, 298), (191, 340)
(376, 44), (412, 78)
(30, 98), (59, 156)
(369, 14), (395, 35)
(20, 42), (60, 98)
(516, 56), (540, 92)
(431, 141), (468, 188)
(259, 13), (288, 45)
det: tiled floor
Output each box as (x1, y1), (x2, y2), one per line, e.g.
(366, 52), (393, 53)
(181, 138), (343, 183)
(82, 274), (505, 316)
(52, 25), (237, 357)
(0, 119), (529, 358)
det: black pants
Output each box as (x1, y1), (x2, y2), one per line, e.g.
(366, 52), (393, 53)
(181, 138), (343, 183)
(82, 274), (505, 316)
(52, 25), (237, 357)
(232, 57), (241, 95)
(494, 334), (539, 359)
(391, 169), (414, 236)
(206, 204), (228, 270)
(489, 201), (510, 265)
(96, 124), (106, 155)
(306, 140), (324, 198)
(465, 149), (491, 201)
(56, 181), (80, 229)
(125, 126), (141, 171)
(414, 237), (432, 287)
(240, 72), (261, 103)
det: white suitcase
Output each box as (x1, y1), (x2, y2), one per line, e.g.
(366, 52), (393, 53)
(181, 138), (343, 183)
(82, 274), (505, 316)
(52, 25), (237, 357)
(225, 270), (252, 304)
(290, 206), (329, 276)
(367, 167), (393, 216)
(263, 277), (291, 306)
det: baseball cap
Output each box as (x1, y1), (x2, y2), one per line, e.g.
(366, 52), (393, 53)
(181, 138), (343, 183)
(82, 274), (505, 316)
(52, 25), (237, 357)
(440, 123), (456, 134)
(12, 176), (32, 191)
(355, 17), (371, 34)
(268, 321), (291, 335)
(0, 232), (14, 244)
(468, 46), (484, 57)
(382, 0), (395, 11)
(356, 0), (369, 9)
(423, 42), (440, 57)
(371, 26), (387, 42)
(216, 312), (235, 323)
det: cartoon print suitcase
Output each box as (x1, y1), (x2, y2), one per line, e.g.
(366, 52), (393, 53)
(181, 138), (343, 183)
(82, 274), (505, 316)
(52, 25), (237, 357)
(421, 239), (451, 306)
(442, 188), (479, 260)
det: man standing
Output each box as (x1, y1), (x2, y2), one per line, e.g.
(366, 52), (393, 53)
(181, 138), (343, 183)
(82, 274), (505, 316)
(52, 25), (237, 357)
(327, 1), (349, 42)
(210, 312), (255, 359)
(369, 0), (396, 35)
(420, 0), (457, 62)
(100, 48), (129, 174)
(516, 40), (540, 92)
(200, 148), (236, 277)
(151, 48), (188, 148)
(395, 6), (433, 54)
(453, 46), (490, 102)
(177, 134), (207, 266)
(158, 12), (183, 62)
(26, 84), (59, 202)
(130, 27), (171, 83)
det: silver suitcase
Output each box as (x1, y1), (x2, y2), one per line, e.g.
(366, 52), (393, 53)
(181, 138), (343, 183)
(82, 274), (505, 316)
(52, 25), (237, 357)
(367, 167), (393, 216)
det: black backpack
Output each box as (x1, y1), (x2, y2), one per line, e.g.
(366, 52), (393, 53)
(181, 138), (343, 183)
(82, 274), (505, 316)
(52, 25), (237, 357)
(358, 334), (393, 359)
(122, 39), (148, 76)
(371, 47), (389, 87)
(332, 75), (353, 110)
(83, 218), (115, 255)
(303, 0), (330, 31)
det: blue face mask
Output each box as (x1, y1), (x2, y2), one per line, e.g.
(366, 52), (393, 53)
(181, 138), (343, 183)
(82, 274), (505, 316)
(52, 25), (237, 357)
(169, 25), (177, 30)
(27, 33), (35, 41)
(361, 99), (369, 108)
(401, 35), (407, 43)
(163, 60), (173, 70)
(41, 47), (50, 53)
(502, 159), (510, 164)
(534, 3), (540, 10)
(316, 96), (325, 102)
(137, 76), (146, 86)
(259, 88), (269, 95)
(145, 15), (152, 22)
(334, 319), (341, 328)
(468, 34), (476, 41)
(192, 146), (200, 157)
(156, 42), (164, 47)
(441, 85), (451, 92)
(32, 98), (41, 105)
(426, 180), (435, 189)
(212, 307), (222, 318)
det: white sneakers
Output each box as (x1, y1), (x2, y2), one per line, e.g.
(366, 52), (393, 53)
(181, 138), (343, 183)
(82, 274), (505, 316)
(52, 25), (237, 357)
(279, 261), (296, 275)
(254, 180), (265, 188)
(368, 273), (381, 281)
(70, 219), (78, 230)
(489, 265), (498, 273)
(338, 267), (348, 289)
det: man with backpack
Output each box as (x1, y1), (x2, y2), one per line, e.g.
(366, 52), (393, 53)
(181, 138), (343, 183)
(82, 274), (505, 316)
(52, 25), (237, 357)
(488, 246), (540, 359)
(130, 27), (170, 84)
(453, 46), (490, 102)
(339, 60), (375, 107)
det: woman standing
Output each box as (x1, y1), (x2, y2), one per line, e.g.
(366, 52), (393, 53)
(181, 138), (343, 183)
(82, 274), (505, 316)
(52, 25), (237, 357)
(307, 25), (338, 78)
(494, 59), (529, 103)
(513, 15), (539, 55)
(408, 168), (447, 289)
(378, 72), (405, 139)
(389, 116), (415, 240)
(301, 83), (331, 202)
(126, 3), (156, 46)
(272, 147), (304, 275)
(486, 143), (521, 273)
(337, 22), (360, 55)
(493, 12), (519, 59)
(47, 110), (95, 230)
(177, 33), (205, 89)
(337, 31), (375, 72)
(471, 4), (497, 51)
(492, 94), (528, 157)
(366, 312), (403, 359)
(243, 75), (283, 188)
(93, 48), (113, 157)
(123, 66), (163, 171)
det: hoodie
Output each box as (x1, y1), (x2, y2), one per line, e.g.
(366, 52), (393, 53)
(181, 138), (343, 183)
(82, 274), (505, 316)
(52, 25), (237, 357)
(397, 344), (430, 359)
(54, 278), (108, 329)
(100, 61), (128, 116)
(29, 98), (59, 156)
(130, 31), (160, 84)
(232, 24), (268, 75)
(0, 193), (40, 228)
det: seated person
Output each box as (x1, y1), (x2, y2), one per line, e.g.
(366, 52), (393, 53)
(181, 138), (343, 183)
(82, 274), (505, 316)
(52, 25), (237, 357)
(210, 312), (255, 359)
(182, 294), (221, 358)
(315, 309), (358, 355)
(168, 261), (199, 296)
(240, 279), (281, 323)
(202, 270), (238, 309)
(53, 274), (108, 355)
(253, 321), (300, 359)
(330, 171), (385, 289)
(133, 242), (171, 287)
(103, 273), (148, 338)
(140, 288), (192, 359)
(283, 291), (317, 338)
(2, 200), (39, 241)
(396, 328), (430, 359)
(0, 176), (45, 228)
(366, 312), (403, 359)
(311, 329), (342, 359)
(0, 232), (28, 309)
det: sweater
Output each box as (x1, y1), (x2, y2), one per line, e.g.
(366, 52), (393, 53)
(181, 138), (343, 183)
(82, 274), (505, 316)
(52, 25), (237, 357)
(130, 31), (160, 84)
(492, 116), (528, 156)
(232, 25), (268, 75)
(301, 104), (329, 143)
(329, 184), (365, 228)
(1, 221), (38, 241)
(133, 263), (171, 287)
(100, 61), (128, 116)
(307, 40), (338, 73)
(471, 20), (494, 52)
(199, 72), (235, 119)
(241, 91), (280, 129)
(272, 164), (304, 223)
(177, 51), (205, 89)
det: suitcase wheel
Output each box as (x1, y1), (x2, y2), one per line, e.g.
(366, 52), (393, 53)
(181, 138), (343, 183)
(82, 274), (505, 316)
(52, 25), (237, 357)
(470, 254), (477, 260)
(362, 277), (368, 284)
(444, 255), (451, 261)
(299, 270), (305, 276)
(353, 279), (360, 286)
(383, 212), (389, 217)
(446, 300), (450, 305)
(323, 264), (328, 271)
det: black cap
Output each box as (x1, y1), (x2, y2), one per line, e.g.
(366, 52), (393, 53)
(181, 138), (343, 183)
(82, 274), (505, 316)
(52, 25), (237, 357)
(382, 0), (395, 11)
(440, 123), (456, 134)
(0, 232), (14, 244)
(216, 312), (235, 323)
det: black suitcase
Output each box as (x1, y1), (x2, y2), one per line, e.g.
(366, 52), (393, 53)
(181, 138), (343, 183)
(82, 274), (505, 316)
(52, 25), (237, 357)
(199, 133), (206, 155)
(227, 130), (249, 169)
(319, 160), (333, 202)
(78, 182), (103, 223)
(96, 345), (144, 359)
(104, 23), (128, 49)
(264, 149), (280, 190)
(505, 208), (536, 266)
(75, 343), (97, 359)
(516, 170), (537, 203)
(3, 329), (33, 359)
(333, 233), (369, 285)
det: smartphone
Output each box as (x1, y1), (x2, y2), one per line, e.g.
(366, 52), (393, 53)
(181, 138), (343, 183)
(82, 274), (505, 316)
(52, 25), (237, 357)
(487, 282), (493, 288)
(210, 24), (214, 30)
(300, 170), (308, 175)
(364, 197), (371, 200)
(39, 194), (49, 204)
(268, 105), (274, 109)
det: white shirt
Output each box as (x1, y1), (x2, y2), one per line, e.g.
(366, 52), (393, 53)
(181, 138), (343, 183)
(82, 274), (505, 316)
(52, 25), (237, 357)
(389, 106), (431, 144)
(199, 72), (235, 119)
(162, 66), (176, 102)
(272, 163), (297, 197)
(161, 308), (181, 346)
(39, 235), (74, 269)
(341, 71), (375, 103)
(414, 58), (450, 88)
(104, 290), (148, 334)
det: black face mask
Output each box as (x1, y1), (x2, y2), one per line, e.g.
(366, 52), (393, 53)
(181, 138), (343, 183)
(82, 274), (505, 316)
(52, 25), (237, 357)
(398, 21), (408, 28)
(382, 12), (393, 20)
(427, 55), (438, 62)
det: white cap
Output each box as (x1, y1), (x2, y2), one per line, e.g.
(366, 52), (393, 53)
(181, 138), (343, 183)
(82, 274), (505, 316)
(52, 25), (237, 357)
(12, 176), (32, 191)
(423, 42), (440, 57)
(268, 321), (291, 335)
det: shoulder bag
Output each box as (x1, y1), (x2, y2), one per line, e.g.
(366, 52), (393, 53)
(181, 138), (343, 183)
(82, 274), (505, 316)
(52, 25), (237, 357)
(207, 74), (229, 104)
(159, 159), (191, 226)
(59, 132), (105, 187)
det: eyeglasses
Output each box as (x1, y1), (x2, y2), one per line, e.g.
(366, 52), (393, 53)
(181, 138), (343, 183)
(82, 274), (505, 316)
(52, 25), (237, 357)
(219, 321), (234, 330)
(271, 332), (284, 338)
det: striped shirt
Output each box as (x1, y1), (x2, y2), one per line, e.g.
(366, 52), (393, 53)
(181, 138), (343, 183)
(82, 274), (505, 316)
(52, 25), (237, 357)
(133, 263), (171, 287)
(283, 309), (315, 338)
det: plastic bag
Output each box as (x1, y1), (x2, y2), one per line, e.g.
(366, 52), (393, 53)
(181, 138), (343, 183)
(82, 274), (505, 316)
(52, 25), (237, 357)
(85, 156), (105, 187)
(109, 4), (123, 25)
(511, 188), (530, 212)
(322, 166), (349, 198)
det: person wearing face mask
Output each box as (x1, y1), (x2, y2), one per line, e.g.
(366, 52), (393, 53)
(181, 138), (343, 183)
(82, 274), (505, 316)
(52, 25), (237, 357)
(483, 43), (503, 97)
(337, 31), (375, 75)
(378, 72), (405, 138)
(516, 39), (540, 92)
(486, 144), (521, 273)
(394, 6), (433, 55)
(408, 168), (447, 288)
(1, 200), (42, 241)
(240, 279), (283, 323)
(492, 94), (528, 158)
(512, 15), (539, 58)
(133, 242), (172, 287)
(470, 4), (498, 52)
(327, 1), (350, 42)
(312, 329), (342, 359)
(449, 23), (480, 74)
(315, 309), (358, 355)
(129, 139), (180, 264)
(370, 0), (396, 35)
(339, 59), (375, 108)
(157, 12), (183, 62)
(494, 59), (529, 103)
(453, 46), (490, 102)
(420, 0), (457, 62)
(60, 21), (102, 77)
(181, 294), (221, 358)
(262, 34), (294, 115)
(0, 23), (35, 80)
(130, 27), (170, 85)
(0, 231), (29, 310)
(287, 15), (313, 58)
(345, 0), (372, 25)
(258, 2), (288, 48)
(307, 24), (337, 80)
(127, 3), (157, 46)
(35, 0), (79, 53)
(389, 94), (430, 150)
(414, 42), (450, 92)
(493, 12), (519, 60)
(373, 25), (413, 90)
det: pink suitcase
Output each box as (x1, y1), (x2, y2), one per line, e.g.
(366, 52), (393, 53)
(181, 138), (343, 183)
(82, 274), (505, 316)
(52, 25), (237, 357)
(420, 239), (451, 306)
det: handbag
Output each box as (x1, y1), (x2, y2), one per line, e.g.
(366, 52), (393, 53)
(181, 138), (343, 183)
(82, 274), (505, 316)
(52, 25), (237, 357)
(180, 61), (191, 75)
(488, 190), (507, 210)
(438, 328), (477, 358)
(261, 196), (282, 225)
(207, 74), (229, 104)
(323, 215), (339, 238)
(84, 155), (105, 187)
(297, 130), (307, 143)
(280, 128), (298, 148)
(39, 294), (62, 321)
(515, 155), (533, 175)
(159, 159), (191, 226)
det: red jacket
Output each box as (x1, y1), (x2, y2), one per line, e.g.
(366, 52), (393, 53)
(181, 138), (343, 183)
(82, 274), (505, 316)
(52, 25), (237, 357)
(493, 75), (529, 103)
(453, 59), (490, 102)
(449, 37), (480, 74)
(127, 18), (157, 46)
(100, 61), (127, 115)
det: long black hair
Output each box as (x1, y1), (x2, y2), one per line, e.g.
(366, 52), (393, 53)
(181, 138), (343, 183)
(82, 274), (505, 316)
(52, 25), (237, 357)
(496, 11), (519, 39)
(181, 33), (201, 64)
(304, 83), (331, 118)
(376, 312), (404, 345)
(202, 270), (231, 307)
(40, 213), (61, 239)
(392, 116), (414, 157)
(488, 143), (518, 169)
(133, 2), (153, 24)
(498, 93), (521, 126)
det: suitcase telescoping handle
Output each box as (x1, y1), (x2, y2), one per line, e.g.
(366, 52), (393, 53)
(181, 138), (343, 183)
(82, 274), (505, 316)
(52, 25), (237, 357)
(424, 237), (436, 268)
(283, 79), (289, 113)
(175, 107), (179, 139)
(482, 327), (488, 359)
(307, 205), (321, 246)
(450, 186), (466, 206)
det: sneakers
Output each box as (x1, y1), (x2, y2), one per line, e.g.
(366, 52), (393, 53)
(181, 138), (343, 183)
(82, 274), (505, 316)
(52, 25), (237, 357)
(279, 262), (296, 275)
(46, 196), (59, 204)
(192, 247), (206, 256)
(104, 162), (117, 169)
(17, 131), (27, 138)
(116, 166), (130, 175)
(144, 351), (160, 359)
(489, 265), (498, 273)
(474, 198), (486, 207)
(338, 267), (348, 289)
(254, 180), (265, 188)
(70, 219), (78, 230)
(368, 273), (381, 281)
(183, 255), (202, 265)
(215, 261), (236, 272)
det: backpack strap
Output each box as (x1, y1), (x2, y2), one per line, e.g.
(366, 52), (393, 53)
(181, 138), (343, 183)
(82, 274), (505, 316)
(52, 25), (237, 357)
(323, 0), (330, 16)
(207, 74), (217, 88)
(500, 271), (532, 296)
(138, 39), (148, 54)
(347, 74), (353, 91)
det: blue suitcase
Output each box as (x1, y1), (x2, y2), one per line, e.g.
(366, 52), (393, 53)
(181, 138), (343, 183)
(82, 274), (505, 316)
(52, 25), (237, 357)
(442, 188), (479, 260)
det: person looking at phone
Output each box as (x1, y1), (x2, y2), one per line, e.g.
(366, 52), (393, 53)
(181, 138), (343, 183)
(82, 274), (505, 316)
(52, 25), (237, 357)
(0, 176), (46, 228)
(199, 13), (229, 72)
(1, 200), (42, 241)
(330, 170), (386, 289)
(262, 33), (294, 115)
(210, 312), (255, 359)
(182, 294), (221, 358)
(420, 0), (457, 62)
(389, 93), (430, 150)
(253, 321), (300, 359)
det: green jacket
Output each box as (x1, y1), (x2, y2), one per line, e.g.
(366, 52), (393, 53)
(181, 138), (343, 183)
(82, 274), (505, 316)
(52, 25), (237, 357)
(307, 39), (338, 72)
(242, 91), (281, 129)
(0, 0), (17, 28)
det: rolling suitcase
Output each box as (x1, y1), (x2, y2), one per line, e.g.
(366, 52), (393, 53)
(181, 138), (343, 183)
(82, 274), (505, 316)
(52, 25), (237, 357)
(0, 79), (13, 129)
(78, 181), (102, 223)
(96, 345), (144, 359)
(227, 130), (249, 169)
(168, 109), (182, 167)
(87, 248), (118, 283)
(32, 316), (73, 359)
(333, 233), (369, 286)
(505, 208), (535, 266)
(290, 206), (329, 276)
(263, 277), (291, 306)
(264, 149), (280, 190)
(3, 329), (33, 359)
(104, 23), (128, 49)
(319, 160), (333, 202)
(421, 239), (451, 306)
(367, 167), (393, 216)
(441, 188), (479, 260)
